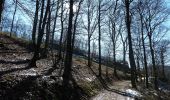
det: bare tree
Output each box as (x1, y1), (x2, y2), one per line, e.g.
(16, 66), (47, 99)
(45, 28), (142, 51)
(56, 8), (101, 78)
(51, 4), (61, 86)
(29, 0), (51, 67)
(32, 0), (39, 49)
(58, 0), (65, 60)
(82, 0), (97, 68)
(51, 0), (60, 54)
(136, 0), (149, 88)
(71, 0), (84, 51)
(143, 0), (168, 90)
(105, 0), (121, 78)
(43, 3), (52, 57)
(62, 0), (74, 87)
(124, 0), (137, 88)
(156, 39), (170, 80)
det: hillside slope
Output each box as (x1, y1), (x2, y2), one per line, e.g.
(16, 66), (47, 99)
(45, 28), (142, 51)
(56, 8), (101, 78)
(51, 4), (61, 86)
(0, 32), (170, 100)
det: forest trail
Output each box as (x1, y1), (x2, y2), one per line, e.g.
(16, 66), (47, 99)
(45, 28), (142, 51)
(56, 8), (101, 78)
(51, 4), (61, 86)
(91, 80), (141, 100)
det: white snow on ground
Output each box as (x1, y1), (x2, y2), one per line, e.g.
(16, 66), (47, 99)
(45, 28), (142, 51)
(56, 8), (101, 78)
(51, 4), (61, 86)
(19, 68), (37, 76)
(125, 89), (142, 97)
(92, 90), (134, 100)
(85, 76), (96, 82)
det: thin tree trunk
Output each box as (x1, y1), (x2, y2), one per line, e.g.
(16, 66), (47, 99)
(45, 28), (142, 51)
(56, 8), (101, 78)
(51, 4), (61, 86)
(88, 37), (91, 67)
(161, 51), (166, 79)
(51, 0), (60, 52)
(123, 42), (126, 64)
(148, 35), (158, 90)
(141, 16), (149, 88)
(44, 8), (51, 57)
(59, 0), (64, 60)
(10, 0), (17, 37)
(98, 0), (102, 77)
(87, 4), (91, 68)
(113, 23), (118, 78)
(71, 0), (83, 50)
(32, 0), (39, 49)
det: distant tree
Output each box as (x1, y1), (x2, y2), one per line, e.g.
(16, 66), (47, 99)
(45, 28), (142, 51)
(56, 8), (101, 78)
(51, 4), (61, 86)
(143, 0), (168, 90)
(97, 0), (113, 77)
(82, 0), (98, 68)
(105, 41), (112, 78)
(135, 0), (149, 88)
(51, 0), (60, 55)
(157, 40), (170, 80)
(72, 0), (84, 50)
(107, 0), (121, 78)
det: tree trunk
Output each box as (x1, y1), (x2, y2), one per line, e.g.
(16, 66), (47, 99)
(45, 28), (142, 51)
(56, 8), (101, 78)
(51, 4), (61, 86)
(141, 16), (149, 88)
(87, 4), (91, 68)
(136, 53), (140, 82)
(44, 6), (51, 58)
(125, 0), (137, 88)
(161, 51), (166, 79)
(29, 0), (50, 67)
(113, 44), (118, 78)
(98, 0), (102, 77)
(123, 42), (126, 64)
(0, 0), (5, 24)
(88, 37), (91, 67)
(32, 0), (39, 49)
(10, 0), (17, 37)
(148, 35), (158, 90)
(59, 0), (64, 60)
(51, 0), (60, 53)
(62, 0), (74, 87)
(71, 0), (83, 51)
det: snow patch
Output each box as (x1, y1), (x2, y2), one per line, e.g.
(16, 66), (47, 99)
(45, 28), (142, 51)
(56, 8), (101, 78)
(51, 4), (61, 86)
(19, 68), (37, 76)
(126, 89), (142, 97)
(85, 76), (96, 82)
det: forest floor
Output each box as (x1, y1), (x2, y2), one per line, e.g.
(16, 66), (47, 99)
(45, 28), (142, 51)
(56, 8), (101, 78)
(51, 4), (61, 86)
(0, 32), (170, 100)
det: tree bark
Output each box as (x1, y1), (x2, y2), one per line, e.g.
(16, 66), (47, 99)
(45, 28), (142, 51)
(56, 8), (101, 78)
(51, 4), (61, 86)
(148, 35), (158, 90)
(125, 0), (137, 88)
(160, 51), (166, 79)
(59, 0), (64, 60)
(10, 0), (17, 37)
(0, 0), (5, 24)
(51, 0), (60, 53)
(98, 0), (102, 77)
(71, 0), (83, 51)
(32, 0), (39, 49)
(140, 15), (149, 88)
(44, 7), (51, 57)
(62, 0), (74, 87)
(29, 0), (50, 67)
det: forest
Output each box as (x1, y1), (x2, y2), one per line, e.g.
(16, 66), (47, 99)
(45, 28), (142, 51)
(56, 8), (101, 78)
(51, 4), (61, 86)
(0, 0), (170, 100)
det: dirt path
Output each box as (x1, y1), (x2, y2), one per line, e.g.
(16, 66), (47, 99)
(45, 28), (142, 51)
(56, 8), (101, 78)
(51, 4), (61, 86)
(91, 80), (141, 100)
